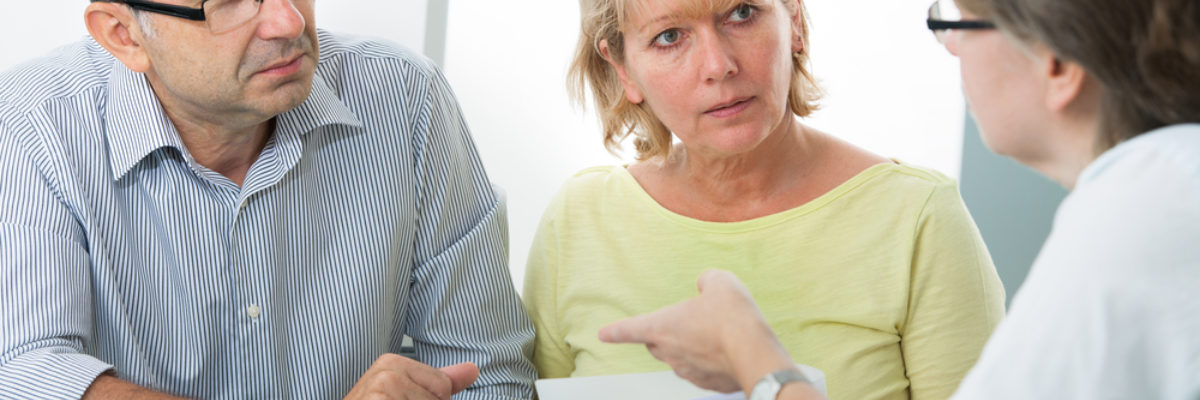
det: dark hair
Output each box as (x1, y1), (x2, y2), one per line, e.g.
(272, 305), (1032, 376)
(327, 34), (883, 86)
(973, 0), (1200, 152)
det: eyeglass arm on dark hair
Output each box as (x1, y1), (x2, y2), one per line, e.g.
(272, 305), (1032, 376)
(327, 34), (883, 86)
(112, 0), (207, 21)
(927, 19), (995, 31)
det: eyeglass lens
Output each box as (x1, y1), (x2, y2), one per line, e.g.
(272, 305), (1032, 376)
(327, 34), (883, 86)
(204, 0), (263, 33)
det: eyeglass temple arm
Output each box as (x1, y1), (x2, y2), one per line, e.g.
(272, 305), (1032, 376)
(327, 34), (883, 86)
(927, 19), (996, 31)
(120, 0), (207, 21)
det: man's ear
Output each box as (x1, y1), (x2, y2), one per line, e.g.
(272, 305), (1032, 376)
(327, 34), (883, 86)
(85, 2), (151, 73)
(599, 39), (644, 105)
(1038, 48), (1089, 113)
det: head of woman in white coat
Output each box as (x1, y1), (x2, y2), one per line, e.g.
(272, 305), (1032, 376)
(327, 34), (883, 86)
(938, 0), (1200, 188)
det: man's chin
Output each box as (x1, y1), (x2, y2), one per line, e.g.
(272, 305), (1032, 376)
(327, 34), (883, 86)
(252, 75), (315, 118)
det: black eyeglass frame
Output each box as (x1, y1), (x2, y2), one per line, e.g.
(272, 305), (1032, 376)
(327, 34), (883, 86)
(926, 2), (996, 32)
(927, 19), (996, 31)
(111, 0), (209, 21)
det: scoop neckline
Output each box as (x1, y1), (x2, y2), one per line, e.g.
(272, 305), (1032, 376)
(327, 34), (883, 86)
(612, 161), (901, 233)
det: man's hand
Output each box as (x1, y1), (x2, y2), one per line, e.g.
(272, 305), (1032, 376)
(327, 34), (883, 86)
(344, 354), (479, 400)
(598, 270), (793, 393)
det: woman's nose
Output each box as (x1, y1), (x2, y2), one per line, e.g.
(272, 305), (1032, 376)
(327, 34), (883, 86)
(696, 33), (739, 82)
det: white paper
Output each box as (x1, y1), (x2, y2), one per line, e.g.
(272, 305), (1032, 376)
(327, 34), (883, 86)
(535, 364), (826, 400)
(691, 392), (748, 400)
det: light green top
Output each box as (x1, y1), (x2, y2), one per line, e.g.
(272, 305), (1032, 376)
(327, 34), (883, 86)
(523, 163), (1005, 400)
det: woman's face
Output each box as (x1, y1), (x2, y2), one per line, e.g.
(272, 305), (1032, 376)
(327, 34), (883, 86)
(609, 0), (804, 157)
(946, 7), (1055, 164)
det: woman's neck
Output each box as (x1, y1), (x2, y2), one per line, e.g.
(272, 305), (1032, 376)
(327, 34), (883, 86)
(1022, 109), (1103, 190)
(667, 121), (819, 207)
(628, 118), (852, 223)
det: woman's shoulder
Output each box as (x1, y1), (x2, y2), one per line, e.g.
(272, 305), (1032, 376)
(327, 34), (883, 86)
(881, 162), (958, 188)
(816, 132), (959, 198)
(840, 162), (962, 206)
(558, 165), (634, 196)
(541, 165), (644, 216)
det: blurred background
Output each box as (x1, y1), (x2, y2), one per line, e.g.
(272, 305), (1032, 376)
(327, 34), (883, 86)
(0, 0), (1065, 305)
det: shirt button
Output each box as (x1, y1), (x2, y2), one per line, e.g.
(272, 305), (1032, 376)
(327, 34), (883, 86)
(247, 304), (261, 319)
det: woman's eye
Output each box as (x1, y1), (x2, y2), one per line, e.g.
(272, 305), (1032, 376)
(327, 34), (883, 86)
(654, 30), (682, 46)
(729, 4), (756, 22)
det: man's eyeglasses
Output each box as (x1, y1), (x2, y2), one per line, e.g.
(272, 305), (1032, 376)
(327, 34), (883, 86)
(927, 0), (996, 44)
(101, 0), (266, 34)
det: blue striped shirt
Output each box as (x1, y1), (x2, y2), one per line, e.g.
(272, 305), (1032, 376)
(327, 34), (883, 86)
(0, 30), (535, 399)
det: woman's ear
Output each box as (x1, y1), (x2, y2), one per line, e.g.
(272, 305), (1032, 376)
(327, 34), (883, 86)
(600, 39), (644, 104)
(85, 2), (152, 73)
(1038, 49), (1090, 113)
(789, 0), (805, 54)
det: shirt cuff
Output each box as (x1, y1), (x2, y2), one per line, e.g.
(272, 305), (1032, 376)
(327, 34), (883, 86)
(0, 349), (115, 400)
(453, 387), (533, 400)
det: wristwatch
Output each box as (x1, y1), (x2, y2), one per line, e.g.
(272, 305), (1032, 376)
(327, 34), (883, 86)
(749, 368), (810, 400)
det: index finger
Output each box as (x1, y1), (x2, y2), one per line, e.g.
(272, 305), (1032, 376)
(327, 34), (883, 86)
(598, 312), (657, 344)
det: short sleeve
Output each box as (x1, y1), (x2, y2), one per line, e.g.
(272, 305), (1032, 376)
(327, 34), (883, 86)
(901, 181), (1007, 399)
(522, 190), (576, 379)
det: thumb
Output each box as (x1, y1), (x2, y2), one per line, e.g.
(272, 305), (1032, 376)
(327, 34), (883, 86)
(439, 362), (479, 394)
(697, 269), (733, 293)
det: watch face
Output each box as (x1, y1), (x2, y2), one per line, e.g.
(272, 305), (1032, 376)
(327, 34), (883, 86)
(749, 377), (782, 400)
(750, 369), (810, 400)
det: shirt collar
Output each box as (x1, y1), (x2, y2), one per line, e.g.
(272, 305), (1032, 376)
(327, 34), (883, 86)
(104, 61), (186, 181)
(276, 73), (364, 140)
(105, 61), (364, 181)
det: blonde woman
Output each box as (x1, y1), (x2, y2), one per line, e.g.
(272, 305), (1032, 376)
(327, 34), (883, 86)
(522, 0), (1006, 398)
(600, 0), (1200, 398)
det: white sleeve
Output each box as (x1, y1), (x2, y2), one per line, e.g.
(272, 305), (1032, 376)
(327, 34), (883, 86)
(950, 267), (1115, 399)
(952, 269), (1200, 400)
(952, 134), (1200, 399)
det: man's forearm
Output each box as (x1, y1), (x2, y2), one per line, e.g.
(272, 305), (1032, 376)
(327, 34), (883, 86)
(82, 375), (188, 400)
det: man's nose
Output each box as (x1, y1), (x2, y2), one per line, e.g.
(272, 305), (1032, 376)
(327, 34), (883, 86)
(255, 0), (306, 41)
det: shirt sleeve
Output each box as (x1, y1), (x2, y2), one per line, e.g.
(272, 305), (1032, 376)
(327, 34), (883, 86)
(0, 114), (114, 399)
(950, 273), (1099, 399)
(521, 191), (575, 379)
(900, 181), (1006, 400)
(948, 268), (1194, 399)
(952, 142), (1200, 399)
(401, 66), (536, 400)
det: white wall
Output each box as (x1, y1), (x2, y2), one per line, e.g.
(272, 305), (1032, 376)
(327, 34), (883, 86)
(0, 3), (90, 71)
(803, 0), (964, 176)
(443, 0), (966, 289)
(0, 1), (429, 71)
(318, 1), (427, 50)
(442, 0), (623, 291)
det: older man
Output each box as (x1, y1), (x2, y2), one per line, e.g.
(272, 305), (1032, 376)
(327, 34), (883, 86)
(0, 0), (535, 399)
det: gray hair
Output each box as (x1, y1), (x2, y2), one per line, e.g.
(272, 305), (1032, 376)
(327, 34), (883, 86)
(133, 8), (157, 38)
(88, 0), (157, 38)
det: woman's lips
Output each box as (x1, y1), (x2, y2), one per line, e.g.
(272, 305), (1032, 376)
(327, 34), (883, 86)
(704, 97), (754, 118)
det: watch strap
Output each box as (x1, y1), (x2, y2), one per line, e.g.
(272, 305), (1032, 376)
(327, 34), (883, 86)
(749, 368), (810, 400)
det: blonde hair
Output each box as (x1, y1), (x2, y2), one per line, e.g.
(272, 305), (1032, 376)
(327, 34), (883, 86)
(568, 0), (822, 160)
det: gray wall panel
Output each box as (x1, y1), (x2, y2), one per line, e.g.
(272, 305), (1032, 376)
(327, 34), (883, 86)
(959, 114), (1067, 306)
